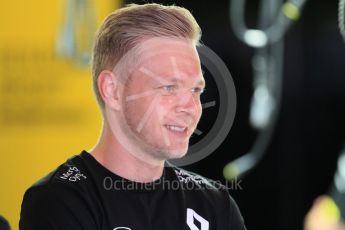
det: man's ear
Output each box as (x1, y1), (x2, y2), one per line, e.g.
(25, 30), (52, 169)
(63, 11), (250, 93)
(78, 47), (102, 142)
(97, 70), (121, 111)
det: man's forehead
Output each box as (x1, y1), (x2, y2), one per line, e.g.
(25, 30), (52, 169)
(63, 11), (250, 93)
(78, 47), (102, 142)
(140, 51), (199, 67)
(138, 56), (202, 83)
(121, 37), (202, 85)
(113, 36), (199, 74)
(142, 53), (199, 69)
(136, 65), (205, 87)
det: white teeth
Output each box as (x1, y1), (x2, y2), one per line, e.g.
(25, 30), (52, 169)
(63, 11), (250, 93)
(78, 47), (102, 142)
(165, 125), (186, 132)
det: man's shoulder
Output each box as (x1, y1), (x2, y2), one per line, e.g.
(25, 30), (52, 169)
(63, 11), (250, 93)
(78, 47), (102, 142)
(21, 153), (96, 221)
(20, 153), (99, 230)
(27, 153), (89, 198)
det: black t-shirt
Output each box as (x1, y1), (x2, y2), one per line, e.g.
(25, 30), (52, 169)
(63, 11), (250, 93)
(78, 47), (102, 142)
(20, 151), (246, 230)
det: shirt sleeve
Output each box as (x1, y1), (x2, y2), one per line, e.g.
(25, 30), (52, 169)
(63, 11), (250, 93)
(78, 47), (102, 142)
(227, 194), (247, 230)
(20, 183), (97, 230)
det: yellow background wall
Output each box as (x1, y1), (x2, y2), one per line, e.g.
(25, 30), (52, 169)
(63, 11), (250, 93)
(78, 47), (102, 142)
(0, 0), (122, 228)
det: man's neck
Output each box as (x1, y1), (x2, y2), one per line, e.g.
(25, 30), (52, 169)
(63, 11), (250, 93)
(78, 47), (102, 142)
(90, 126), (165, 183)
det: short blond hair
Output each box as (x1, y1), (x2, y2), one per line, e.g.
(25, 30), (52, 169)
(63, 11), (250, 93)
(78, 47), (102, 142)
(91, 3), (201, 108)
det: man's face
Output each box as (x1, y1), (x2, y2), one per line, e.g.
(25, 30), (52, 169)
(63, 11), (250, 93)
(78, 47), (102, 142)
(120, 38), (205, 161)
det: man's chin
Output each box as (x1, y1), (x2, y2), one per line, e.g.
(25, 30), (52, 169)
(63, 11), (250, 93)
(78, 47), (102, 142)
(164, 147), (188, 160)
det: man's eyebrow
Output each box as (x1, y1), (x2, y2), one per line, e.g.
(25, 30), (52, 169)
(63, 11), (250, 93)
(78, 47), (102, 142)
(163, 77), (206, 87)
(196, 79), (206, 88)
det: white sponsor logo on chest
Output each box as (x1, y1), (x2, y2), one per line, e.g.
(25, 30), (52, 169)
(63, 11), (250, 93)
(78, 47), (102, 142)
(187, 208), (209, 230)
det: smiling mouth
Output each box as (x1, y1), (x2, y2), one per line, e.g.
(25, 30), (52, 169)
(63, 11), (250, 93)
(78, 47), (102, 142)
(165, 125), (186, 132)
(164, 125), (189, 136)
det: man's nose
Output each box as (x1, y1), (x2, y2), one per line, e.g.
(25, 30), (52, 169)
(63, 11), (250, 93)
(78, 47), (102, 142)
(175, 90), (201, 115)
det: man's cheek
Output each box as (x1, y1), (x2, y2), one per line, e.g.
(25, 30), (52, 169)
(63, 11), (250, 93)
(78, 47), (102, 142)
(157, 98), (171, 112)
(125, 102), (144, 125)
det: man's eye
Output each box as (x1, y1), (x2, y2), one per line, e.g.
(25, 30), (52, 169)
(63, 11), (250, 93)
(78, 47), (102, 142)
(191, 87), (205, 94)
(162, 85), (176, 93)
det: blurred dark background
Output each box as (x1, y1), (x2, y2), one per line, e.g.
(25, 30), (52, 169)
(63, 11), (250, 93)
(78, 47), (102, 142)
(125, 0), (345, 229)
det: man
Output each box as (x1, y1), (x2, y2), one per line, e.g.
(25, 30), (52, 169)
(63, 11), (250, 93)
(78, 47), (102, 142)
(20, 3), (246, 230)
